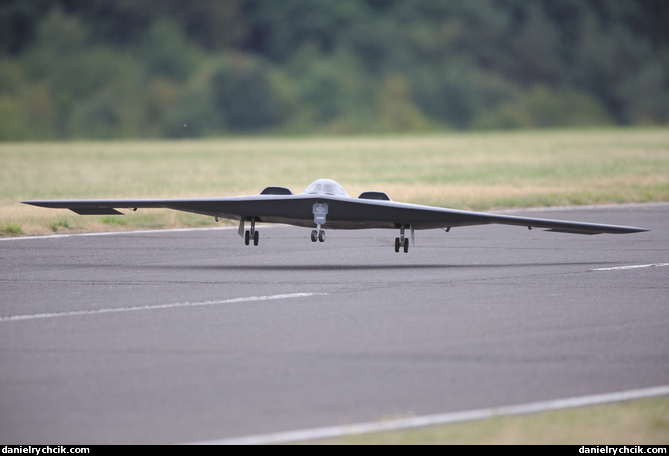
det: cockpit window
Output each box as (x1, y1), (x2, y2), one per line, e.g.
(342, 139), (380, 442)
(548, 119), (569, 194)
(303, 179), (349, 196)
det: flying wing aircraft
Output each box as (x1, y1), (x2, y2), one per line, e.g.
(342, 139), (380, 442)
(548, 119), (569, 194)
(23, 178), (648, 253)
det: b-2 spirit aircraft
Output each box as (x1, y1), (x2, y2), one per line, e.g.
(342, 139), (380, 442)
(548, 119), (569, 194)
(23, 179), (648, 253)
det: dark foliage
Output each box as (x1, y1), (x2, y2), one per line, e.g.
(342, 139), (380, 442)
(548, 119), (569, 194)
(0, 0), (667, 139)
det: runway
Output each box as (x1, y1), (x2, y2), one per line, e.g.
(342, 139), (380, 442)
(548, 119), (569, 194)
(1, 204), (668, 444)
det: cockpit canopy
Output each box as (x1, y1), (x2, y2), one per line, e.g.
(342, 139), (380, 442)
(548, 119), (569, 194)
(302, 179), (350, 197)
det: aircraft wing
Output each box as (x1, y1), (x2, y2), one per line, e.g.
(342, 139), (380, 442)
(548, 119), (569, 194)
(23, 194), (647, 235)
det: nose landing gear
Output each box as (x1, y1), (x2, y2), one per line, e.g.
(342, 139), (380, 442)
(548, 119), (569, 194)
(311, 228), (325, 242)
(311, 202), (328, 244)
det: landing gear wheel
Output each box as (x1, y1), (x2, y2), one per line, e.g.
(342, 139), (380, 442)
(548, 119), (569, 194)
(311, 230), (318, 242)
(403, 238), (409, 253)
(245, 230), (250, 245)
(395, 237), (400, 253)
(318, 230), (325, 242)
(253, 230), (259, 246)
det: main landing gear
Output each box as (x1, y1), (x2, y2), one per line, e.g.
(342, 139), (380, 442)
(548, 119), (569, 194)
(244, 219), (259, 246)
(394, 225), (410, 253)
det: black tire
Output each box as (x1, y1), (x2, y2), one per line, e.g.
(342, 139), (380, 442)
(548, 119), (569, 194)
(403, 238), (409, 253)
(245, 230), (250, 245)
(318, 230), (325, 242)
(311, 230), (318, 242)
(395, 237), (400, 253)
(253, 231), (259, 246)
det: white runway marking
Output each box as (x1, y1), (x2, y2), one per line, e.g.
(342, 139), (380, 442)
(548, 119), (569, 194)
(0, 293), (326, 322)
(0, 226), (236, 242)
(592, 263), (669, 271)
(187, 385), (669, 445)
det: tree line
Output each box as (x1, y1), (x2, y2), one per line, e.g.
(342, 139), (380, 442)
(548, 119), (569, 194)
(1, 0), (668, 140)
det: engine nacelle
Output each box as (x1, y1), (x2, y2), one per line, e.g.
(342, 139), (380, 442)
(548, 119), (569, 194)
(260, 186), (294, 195)
(358, 191), (391, 201)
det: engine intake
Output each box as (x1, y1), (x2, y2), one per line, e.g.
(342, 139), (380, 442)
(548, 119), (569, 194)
(358, 191), (391, 201)
(260, 186), (294, 195)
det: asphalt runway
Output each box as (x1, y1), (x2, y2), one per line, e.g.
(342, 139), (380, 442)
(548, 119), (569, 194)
(1, 204), (668, 444)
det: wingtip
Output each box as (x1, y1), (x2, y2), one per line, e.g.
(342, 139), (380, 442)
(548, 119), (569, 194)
(619, 226), (649, 234)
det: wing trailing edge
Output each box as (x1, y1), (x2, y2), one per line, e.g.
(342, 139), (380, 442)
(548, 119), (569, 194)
(69, 207), (124, 215)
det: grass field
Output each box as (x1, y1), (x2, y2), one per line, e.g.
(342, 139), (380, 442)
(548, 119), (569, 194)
(308, 397), (669, 445)
(2, 128), (668, 236)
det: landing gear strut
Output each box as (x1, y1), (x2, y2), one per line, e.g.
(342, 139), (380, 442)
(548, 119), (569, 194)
(394, 225), (410, 253)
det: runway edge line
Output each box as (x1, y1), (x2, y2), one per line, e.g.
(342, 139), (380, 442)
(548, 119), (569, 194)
(185, 385), (669, 445)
